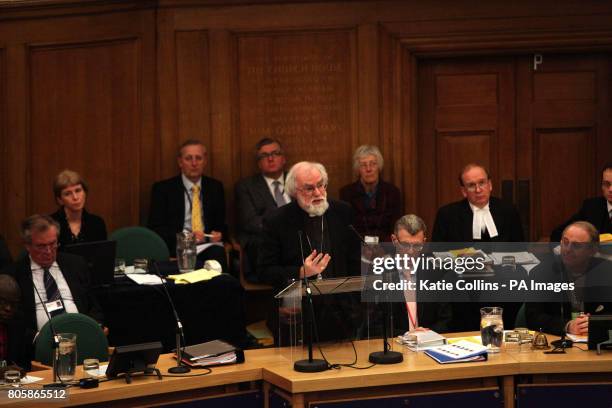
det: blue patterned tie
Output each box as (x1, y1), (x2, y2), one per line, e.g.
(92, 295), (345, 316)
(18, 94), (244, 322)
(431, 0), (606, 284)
(43, 268), (64, 317)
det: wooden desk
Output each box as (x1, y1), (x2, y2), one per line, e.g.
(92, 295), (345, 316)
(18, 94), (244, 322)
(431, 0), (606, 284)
(0, 347), (285, 408)
(2, 334), (611, 407)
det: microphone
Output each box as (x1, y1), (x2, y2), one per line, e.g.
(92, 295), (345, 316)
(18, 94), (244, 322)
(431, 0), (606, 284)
(348, 224), (366, 245)
(150, 262), (191, 374)
(293, 231), (327, 373)
(32, 280), (67, 388)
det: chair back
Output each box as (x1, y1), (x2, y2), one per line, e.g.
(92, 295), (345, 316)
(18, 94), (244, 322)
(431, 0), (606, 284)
(35, 313), (109, 366)
(109, 226), (170, 265)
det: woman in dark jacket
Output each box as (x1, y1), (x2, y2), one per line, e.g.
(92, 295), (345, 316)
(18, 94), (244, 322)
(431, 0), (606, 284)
(50, 169), (107, 247)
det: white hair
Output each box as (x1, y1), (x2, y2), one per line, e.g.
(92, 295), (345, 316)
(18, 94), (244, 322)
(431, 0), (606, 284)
(285, 161), (329, 197)
(353, 145), (384, 173)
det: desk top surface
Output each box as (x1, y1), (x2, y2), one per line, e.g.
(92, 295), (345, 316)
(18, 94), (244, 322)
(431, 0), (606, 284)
(3, 333), (612, 406)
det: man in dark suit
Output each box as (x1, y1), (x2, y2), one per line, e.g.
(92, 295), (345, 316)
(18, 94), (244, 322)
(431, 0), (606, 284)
(550, 163), (612, 242)
(527, 221), (612, 336)
(0, 274), (33, 372)
(259, 161), (361, 342)
(148, 139), (228, 272)
(235, 138), (289, 281)
(2, 215), (104, 335)
(432, 164), (524, 331)
(258, 161), (361, 291)
(432, 163), (524, 243)
(390, 214), (453, 334)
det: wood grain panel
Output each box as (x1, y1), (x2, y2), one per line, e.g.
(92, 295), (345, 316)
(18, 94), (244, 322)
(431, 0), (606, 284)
(533, 72), (595, 101)
(28, 39), (141, 233)
(436, 74), (498, 106)
(175, 30), (211, 157)
(237, 30), (354, 196)
(535, 129), (594, 239)
(0, 49), (6, 238)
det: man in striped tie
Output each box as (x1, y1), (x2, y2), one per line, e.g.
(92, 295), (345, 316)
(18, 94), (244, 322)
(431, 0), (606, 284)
(3, 215), (104, 334)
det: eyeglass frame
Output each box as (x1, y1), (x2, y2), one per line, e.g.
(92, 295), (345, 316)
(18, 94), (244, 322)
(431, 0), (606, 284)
(256, 150), (283, 160)
(296, 182), (328, 196)
(463, 179), (490, 192)
(394, 241), (425, 251)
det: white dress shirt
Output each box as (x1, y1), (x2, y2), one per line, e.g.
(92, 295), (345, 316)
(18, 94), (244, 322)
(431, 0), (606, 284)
(470, 202), (499, 240)
(263, 175), (291, 204)
(30, 257), (78, 331)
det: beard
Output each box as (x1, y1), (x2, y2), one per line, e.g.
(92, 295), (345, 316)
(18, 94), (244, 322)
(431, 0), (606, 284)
(298, 196), (329, 217)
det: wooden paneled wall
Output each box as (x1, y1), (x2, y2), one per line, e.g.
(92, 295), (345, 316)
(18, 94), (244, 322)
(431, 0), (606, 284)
(2, 0), (612, 254)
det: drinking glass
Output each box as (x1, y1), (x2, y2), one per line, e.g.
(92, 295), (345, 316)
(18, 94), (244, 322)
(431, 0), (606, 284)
(480, 307), (504, 353)
(56, 333), (77, 381)
(83, 358), (100, 378)
(114, 258), (126, 276)
(133, 258), (148, 274)
(4, 370), (21, 387)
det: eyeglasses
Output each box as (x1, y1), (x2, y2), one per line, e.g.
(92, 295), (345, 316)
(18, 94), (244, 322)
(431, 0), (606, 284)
(464, 180), (489, 192)
(31, 241), (58, 252)
(359, 161), (378, 169)
(561, 238), (594, 251)
(297, 182), (327, 196)
(257, 150), (283, 160)
(602, 181), (612, 189)
(395, 241), (424, 251)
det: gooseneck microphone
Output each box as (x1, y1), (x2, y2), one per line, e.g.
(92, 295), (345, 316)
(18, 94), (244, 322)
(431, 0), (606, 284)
(32, 279), (67, 388)
(293, 231), (328, 373)
(348, 224), (366, 245)
(151, 262), (191, 374)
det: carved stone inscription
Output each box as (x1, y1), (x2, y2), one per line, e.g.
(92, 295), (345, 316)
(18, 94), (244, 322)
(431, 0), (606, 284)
(238, 32), (352, 179)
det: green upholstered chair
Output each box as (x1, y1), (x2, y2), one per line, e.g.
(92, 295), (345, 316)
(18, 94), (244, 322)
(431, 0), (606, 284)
(109, 226), (170, 266)
(35, 313), (109, 366)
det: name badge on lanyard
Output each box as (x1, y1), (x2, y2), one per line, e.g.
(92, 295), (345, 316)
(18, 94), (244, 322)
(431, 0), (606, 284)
(46, 299), (64, 313)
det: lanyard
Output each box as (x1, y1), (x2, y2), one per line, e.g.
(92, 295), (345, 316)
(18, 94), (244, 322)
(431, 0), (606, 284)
(405, 302), (417, 330)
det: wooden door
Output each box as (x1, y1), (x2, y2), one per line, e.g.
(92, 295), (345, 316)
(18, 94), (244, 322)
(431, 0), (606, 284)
(516, 54), (611, 241)
(417, 53), (611, 241)
(417, 57), (516, 235)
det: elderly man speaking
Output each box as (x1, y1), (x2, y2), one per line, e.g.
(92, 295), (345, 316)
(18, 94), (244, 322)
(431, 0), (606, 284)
(258, 161), (361, 291)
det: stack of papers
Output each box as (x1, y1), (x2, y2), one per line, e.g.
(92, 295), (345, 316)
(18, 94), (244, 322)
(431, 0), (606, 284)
(179, 339), (239, 367)
(425, 340), (488, 364)
(167, 268), (221, 284)
(489, 252), (540, 265)
(125, 273), (165, 285)
(397, 330), (447, 351)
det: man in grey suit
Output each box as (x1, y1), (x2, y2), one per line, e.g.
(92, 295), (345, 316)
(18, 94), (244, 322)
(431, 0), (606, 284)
(235, 138), (290, 282)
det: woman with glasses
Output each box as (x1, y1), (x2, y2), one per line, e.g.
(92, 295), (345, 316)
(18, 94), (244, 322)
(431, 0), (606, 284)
(339, 145), (401, 243)
(50, 169), (107, 248)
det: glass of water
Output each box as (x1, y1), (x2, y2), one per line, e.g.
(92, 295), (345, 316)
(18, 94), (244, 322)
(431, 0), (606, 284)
(56, 333), (77, 381)
(4, 370), (21, 387)
(83, 358), (100, 378)
(133, 258), (148, 274)
(480, 307), (504, 353)
(114, 258), (126, 276)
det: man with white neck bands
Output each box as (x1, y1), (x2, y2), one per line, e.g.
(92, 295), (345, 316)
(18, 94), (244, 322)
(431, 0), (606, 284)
(432, 163), (524, 243)
(258, 161), (360, 291)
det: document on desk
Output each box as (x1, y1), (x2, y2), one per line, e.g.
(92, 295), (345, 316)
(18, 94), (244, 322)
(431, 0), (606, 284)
(489, 252), (540, 265)
(125, 273), (165, 285)
(566, 333), (588, 343)
(167, 269), (221, 284)
(196, 242), (223, 255)
(396, 330), (447, 351)
(425, 340), (488, 364)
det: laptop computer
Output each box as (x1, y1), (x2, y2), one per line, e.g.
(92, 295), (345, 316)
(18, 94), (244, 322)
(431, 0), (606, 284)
(63, 240), (117, 287)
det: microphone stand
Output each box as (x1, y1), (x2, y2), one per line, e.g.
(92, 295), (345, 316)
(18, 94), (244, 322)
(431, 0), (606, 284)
(152, 262), (191, 374)
(293, 231), (328, 373)
(368, 268), (403, 364)
(32, 283), (68, 388)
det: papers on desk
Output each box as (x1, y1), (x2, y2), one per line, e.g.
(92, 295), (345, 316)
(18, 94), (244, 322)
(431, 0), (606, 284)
(125, 273), (165, 285)
(433, 248), (493, 263)
(424, 340), (488, 364)
(397, 330), (447, 351)
(196, 242), (223, 255)
(178, 339), (242, 367)
(167, 268), (221, 284)
(566, 333), (588, 343)
(489, 252), (540, 266)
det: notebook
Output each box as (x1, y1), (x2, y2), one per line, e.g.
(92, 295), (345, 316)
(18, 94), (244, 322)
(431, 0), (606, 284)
(424, 340), (488, 364)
